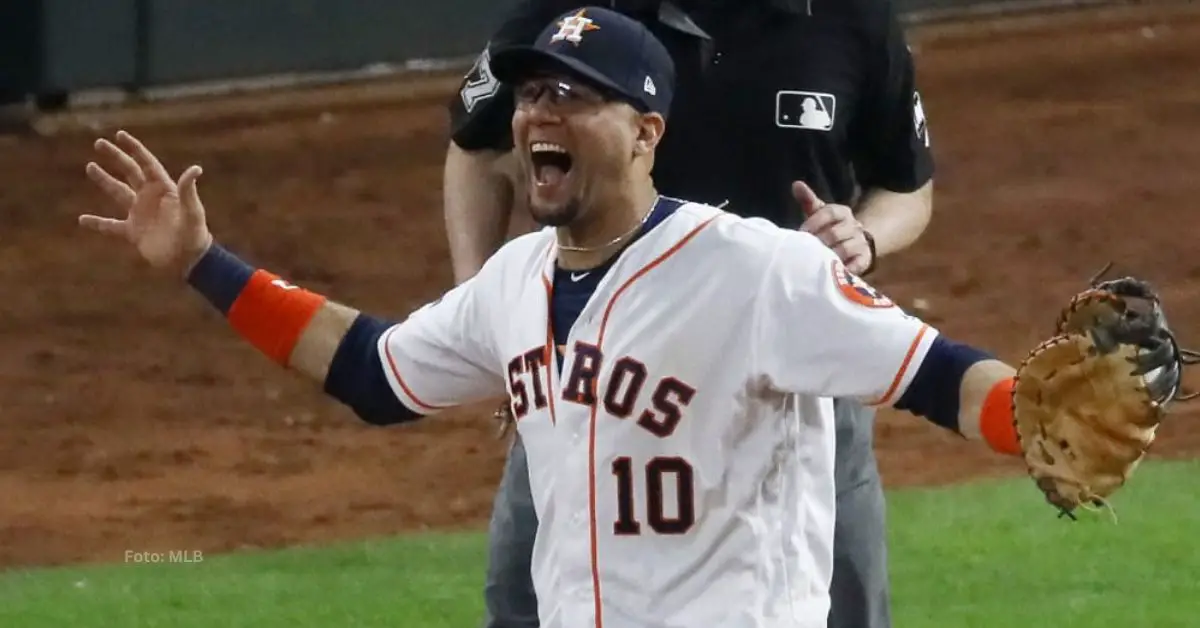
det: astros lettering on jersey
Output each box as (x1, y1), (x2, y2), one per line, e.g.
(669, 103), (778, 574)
(378, 200), (935, 628)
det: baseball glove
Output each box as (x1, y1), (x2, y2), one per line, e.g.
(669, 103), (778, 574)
(1012, 265), (1200, 519)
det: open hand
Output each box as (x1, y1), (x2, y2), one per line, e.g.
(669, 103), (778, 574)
(79, 130), (212, 278)
(793, 180), (873, 275)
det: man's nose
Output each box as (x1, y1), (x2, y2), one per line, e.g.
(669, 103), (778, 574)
(525, 95), (562, 122)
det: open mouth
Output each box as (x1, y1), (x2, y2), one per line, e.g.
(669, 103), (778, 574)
(529, 142), (573, 188)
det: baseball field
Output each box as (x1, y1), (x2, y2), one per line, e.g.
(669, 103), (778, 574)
(2, 3), (1199, 626)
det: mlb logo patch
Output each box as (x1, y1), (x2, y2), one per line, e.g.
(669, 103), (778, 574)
(775, 91), (836, 131)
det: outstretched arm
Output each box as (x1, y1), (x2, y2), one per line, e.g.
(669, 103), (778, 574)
(755, 230), (1020, 456)
(184, 242), (417, 424)
(444, 0), (566, 284)
(888, 336), (1019, 455)
(80, 131), (504, 426)
(443, 143), (517, 284)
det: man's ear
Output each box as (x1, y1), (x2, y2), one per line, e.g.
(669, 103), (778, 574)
(633, 112), (666, 156)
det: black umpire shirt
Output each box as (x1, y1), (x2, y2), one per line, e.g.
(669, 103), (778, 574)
(448, 0), (934, 230)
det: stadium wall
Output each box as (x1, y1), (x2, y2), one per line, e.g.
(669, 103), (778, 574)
(0, 0), (1126, 103)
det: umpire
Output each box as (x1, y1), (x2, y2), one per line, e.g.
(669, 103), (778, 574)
(443, 1), (935, 627)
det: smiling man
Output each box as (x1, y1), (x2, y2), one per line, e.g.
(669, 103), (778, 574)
(447, 3), (939, 626)
(492, 8), (674, 259)
(77, 6), (1037, 628)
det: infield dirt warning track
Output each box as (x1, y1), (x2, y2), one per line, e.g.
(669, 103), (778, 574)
(2, 1), (1199, 569)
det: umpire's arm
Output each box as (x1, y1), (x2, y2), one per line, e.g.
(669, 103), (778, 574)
(855, 183), (932, 259)
(443, 0), (567, 284)
(444, 143), (518, 284)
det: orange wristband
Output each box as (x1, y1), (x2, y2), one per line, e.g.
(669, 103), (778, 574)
(979, 376), (1021, 456)
(227, 271), (327, 365)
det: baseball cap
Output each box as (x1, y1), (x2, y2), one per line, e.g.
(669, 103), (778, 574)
(489, 6), (675, 117)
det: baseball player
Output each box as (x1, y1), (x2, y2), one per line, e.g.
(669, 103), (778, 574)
(78, 8), (1024, 628)
(449, 2), (936, 626)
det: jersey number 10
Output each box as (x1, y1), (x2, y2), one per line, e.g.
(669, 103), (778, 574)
(612, 456), (696, 535)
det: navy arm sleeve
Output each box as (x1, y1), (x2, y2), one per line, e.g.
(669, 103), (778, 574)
(448, 0), (578, 151)
(323, 313), (421, 426)
(894, 335), (995, 435)
(847, 0), (934, 193)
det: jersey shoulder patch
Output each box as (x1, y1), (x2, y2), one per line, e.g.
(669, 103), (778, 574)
(460, 45), (501, 113)
(831, 260), (894, 309)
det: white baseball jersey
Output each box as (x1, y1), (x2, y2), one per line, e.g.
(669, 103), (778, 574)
(378, 200), (937, 628)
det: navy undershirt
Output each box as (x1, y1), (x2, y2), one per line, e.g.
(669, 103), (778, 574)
(550, 196), (684, 374)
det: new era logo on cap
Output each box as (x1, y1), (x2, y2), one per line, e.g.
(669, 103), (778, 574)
(644, 76), (656, 95)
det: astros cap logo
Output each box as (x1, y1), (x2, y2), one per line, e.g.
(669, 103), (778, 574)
(550, 8), (601, 45)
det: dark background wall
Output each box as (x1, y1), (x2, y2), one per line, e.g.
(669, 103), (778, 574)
(0, 0), (1117, 100)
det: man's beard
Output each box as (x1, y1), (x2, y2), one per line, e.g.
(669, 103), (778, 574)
(530, 196), (583, 228)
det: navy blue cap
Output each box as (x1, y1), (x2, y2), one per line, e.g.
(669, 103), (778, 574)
(489, 6), (675, 117)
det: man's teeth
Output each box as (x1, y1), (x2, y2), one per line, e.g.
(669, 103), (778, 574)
(531, 142), (567, 154)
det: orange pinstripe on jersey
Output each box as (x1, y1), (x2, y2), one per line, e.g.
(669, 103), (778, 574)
(580, 214), (722, 628)
(541, 273), (560, 427)
(867, 324), (932, 407)
(381, 325), (450, 413)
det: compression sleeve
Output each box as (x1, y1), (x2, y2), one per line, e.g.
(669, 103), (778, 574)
(324, 313), (421, 425)
(894, 336), (1020, 455)
(187, 243), (504, 425)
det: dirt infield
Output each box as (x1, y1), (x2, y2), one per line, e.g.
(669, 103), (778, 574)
(3, 2), (1200, 569)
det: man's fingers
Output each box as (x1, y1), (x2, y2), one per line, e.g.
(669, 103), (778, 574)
(803, 212), (860, 249)
(94, 139), (146, 189)
(822, 221), (860, 245)
(177, 165), (203, 200)
(833, 240), (869, 266)
(78, 214), (129, 238)
(792, 180), (824, 216)
(843, 254), (871, 275)
(86, 162), (136, 206)
(799, 203), (854, 235)
(115, 130), (173, 185)
(799, 206), (836, 234)
(177, 165), (206, 229)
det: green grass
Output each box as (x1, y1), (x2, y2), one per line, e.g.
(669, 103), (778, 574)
(887, 458), (1200, 627)
(2, 460), (1197, 627)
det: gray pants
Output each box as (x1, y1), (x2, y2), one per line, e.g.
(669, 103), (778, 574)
(480, 399), (890, 628)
